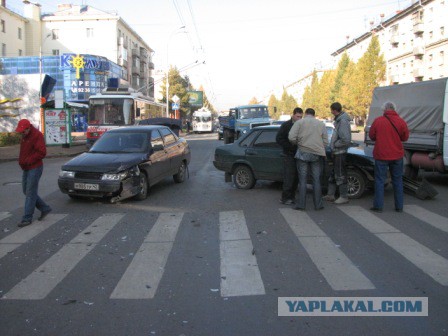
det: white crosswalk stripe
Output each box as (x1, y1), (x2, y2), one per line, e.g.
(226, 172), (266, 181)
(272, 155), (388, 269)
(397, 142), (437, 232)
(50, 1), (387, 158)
(340, 206), (448, 286)
(1, 205), (447, 301)
(0, 212), (12, 221)
(219, 210), (266, 297)
(0, 214), (67, 260)
(2, 213), (125, 300)
(110, 212), (184, 299)
(404, 204), (448, 233)
(280, 208), (375, 291)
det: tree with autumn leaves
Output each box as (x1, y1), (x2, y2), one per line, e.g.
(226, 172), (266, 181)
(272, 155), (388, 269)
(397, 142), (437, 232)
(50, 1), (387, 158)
(160, 66), (216, 119)
(302, 35), (386, 123)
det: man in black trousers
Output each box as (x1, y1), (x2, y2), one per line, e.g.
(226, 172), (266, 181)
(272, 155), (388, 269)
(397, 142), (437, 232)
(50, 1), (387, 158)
(276, 107), (303, 205)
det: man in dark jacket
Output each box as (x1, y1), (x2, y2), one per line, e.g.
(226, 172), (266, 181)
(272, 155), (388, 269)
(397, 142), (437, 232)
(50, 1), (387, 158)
(369, 101), (409, 212)
(15, 119), (52, 227)
(276, 107), (303, 204)
(323, 102), (352, 204)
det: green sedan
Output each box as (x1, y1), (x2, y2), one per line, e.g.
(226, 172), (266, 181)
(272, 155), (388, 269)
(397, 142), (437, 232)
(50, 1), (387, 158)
(213, 125), (376, 199)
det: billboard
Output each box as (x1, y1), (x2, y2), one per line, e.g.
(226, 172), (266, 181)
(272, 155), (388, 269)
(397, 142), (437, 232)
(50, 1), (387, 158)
(188, 91), (203, 107)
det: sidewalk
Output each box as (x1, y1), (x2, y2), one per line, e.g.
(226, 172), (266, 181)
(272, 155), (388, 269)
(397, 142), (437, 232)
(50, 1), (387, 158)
(0, 135), (86, 163)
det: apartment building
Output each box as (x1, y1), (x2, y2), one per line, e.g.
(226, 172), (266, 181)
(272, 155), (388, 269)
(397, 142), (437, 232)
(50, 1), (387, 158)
(0, 1), (155, 98)
(0, 0), (27, 57)
(331, 0), (447, 85)
(41, 3), (155, 97)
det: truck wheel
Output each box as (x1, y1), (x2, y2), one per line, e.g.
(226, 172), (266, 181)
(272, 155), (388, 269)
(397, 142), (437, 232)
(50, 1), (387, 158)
(347, 170), (366, 199)
(233, 165), (256, 189)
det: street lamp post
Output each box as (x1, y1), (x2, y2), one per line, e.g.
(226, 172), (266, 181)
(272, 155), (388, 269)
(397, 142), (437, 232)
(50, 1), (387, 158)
(39, 33), (51, 131)
(166, 26), (185, 118)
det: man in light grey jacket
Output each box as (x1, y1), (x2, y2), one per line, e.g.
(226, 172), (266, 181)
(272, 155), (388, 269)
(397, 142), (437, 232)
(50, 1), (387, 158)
(289, 108), (329, 211)
(323, 102), (352, 204)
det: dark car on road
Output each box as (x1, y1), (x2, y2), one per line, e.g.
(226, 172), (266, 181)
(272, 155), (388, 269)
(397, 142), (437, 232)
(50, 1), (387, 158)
(213, 125), (375, 198)
(58, 126), (191, 203)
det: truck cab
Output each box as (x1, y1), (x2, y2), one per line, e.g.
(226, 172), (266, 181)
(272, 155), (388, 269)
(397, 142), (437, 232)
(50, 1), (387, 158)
(219, 104), (271, 144)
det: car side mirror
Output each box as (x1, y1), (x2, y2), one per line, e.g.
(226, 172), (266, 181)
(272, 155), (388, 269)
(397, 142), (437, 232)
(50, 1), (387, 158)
(152, 144), (164, 151)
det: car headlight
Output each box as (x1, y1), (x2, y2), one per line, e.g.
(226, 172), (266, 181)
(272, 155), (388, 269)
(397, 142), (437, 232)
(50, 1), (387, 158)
(101, 171), (129, 181)
(59, 170), (75, 178)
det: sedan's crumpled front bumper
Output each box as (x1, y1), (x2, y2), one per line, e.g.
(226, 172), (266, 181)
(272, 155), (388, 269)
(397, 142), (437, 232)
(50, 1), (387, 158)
(58, 176), (138, 200)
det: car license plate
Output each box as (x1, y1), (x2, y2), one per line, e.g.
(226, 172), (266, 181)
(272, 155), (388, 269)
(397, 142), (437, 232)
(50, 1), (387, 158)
(74, 183), (99, 191)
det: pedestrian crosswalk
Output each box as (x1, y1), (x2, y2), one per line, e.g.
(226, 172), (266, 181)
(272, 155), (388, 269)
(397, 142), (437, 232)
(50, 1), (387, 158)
(0, 205), (447, 301)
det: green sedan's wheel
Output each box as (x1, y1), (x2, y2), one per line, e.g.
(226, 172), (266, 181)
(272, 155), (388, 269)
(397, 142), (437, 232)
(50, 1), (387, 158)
(173, 161), (187, 183)
(347, 170), (366, 199)
(233, 165), (256, 189)
(135, 173), (148, 200)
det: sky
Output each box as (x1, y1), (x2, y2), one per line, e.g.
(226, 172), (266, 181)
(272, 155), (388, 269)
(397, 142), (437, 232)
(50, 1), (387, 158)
(7, 0), (414, 111)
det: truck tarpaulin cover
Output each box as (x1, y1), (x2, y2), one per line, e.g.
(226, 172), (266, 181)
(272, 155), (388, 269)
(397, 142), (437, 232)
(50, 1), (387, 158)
(367, 77), (447, 132)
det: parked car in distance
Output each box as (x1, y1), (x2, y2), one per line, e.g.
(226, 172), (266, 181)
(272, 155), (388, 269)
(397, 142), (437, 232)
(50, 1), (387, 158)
(213, 125), (375, 198)
(58, 126), (191, 203)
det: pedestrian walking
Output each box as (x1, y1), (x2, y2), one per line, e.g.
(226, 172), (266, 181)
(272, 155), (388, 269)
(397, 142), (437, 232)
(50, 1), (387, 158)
(276, 107), (303, 205)
(288, 108), (329, 211)
(323, 102), (352, 204)
(15, 119), (52, 227)
(369, 101), (409, 212)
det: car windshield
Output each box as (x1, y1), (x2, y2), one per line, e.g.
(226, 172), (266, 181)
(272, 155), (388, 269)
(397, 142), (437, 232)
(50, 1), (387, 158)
(239, 107), (269, 119)
(90, 132), (148, 153)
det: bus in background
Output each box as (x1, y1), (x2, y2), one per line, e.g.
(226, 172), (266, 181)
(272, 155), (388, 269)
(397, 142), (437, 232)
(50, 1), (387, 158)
(86, 87), (165, 147)
(192, 109), (213, 133)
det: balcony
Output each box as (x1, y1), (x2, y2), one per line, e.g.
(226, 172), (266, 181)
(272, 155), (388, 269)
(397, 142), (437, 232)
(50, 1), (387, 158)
(413, 23), (424, 34)
(390, 35), (399, 45)
(148, 61), (154, 70)
(140, 47), (148, 59)
(390, 74), (400, 83)
(131, 49), (140, 58)
(413, 67), (425, 78)
(413, 46), (424, 56)
(132, 66), (140, 76)
(118, 57), (128, 68)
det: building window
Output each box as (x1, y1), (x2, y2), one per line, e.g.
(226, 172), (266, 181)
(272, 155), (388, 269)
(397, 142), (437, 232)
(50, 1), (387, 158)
(52, 49), (60, 56)
(18, 49), (22, 56)
(52, 29), (59, 40)
(441, 26), (445, 37)
(86, 28), (94, 38)
(429, 31), (433, 39)
(1, 20), (5, 33)
(441, 51), (445, 65)
(1, 44), (6, 56)
(18, 27), (22, 40)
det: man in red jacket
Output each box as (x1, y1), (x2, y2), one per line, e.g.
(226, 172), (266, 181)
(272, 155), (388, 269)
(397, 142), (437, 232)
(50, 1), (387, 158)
(15, 119), (52, 227)
(369, 102), (409, 213)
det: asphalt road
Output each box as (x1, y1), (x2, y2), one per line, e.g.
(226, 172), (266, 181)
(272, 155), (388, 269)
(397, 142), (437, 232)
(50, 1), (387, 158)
(0, 132), (447, 336)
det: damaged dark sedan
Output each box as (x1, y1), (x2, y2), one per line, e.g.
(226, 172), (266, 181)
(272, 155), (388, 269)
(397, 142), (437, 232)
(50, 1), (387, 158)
(58, 125), (191, 203)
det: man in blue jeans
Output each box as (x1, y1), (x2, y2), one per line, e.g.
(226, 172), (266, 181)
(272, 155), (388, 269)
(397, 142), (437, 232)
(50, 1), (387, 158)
(15, 119), (52, 227)
(369, 102), (409, 212)
(288, 108), (328, 211)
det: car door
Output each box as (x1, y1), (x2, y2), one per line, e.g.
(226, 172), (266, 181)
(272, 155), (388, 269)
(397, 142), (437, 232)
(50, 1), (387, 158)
(244, 129), (283, 180)
(160, 127), (181, 173)
(145, 129), (170, 184)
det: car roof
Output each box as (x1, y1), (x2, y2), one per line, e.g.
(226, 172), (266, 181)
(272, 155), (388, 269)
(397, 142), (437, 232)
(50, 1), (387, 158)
(107, 125), (169, 133)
